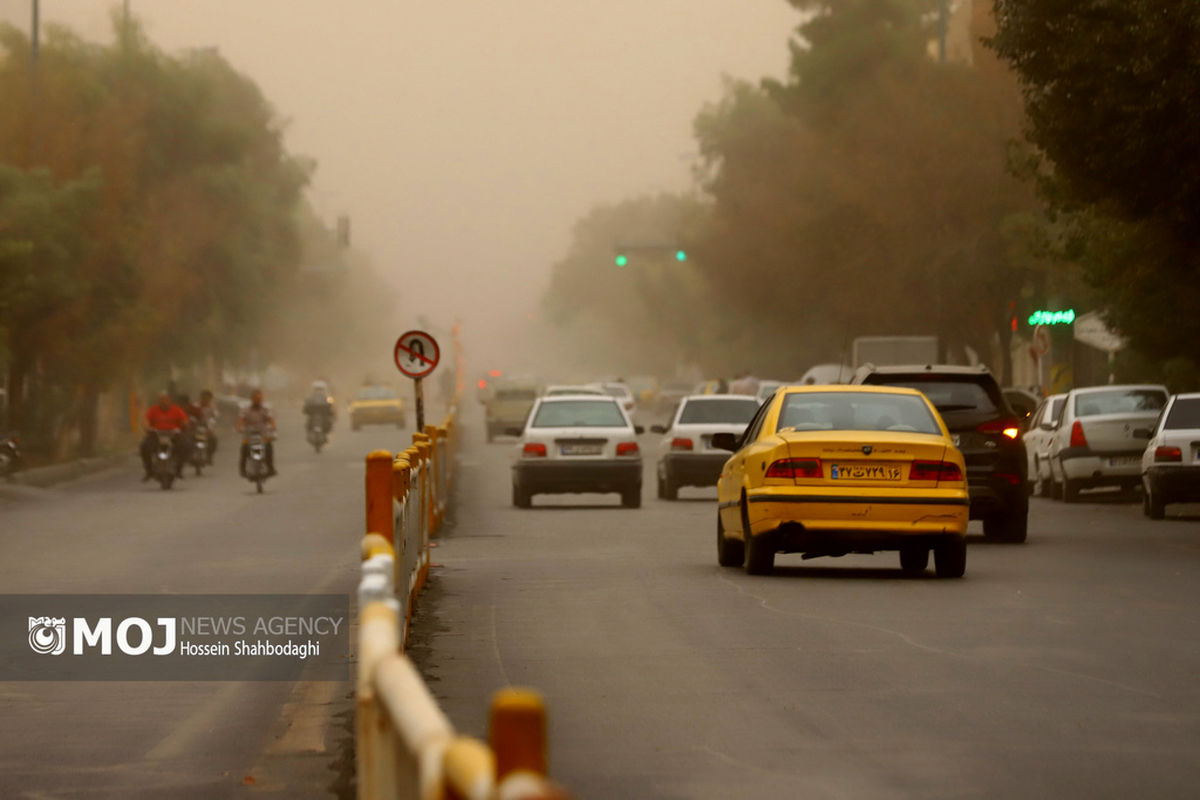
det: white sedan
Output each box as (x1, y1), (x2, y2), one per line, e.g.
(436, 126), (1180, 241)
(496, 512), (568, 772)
(651, 394), (760, 499)
(1141, 392), (1200, 519)
(1024, 392), (1066, 496)
(510, 395), (644, 508)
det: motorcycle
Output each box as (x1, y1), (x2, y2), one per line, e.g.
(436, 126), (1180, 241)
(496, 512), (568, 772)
(305, 416), (327, 453)
(0, 432), (21, 479)
(190, 424), (212, 475)
(150, 431), (177, 490)
(244, 433), (271, 493)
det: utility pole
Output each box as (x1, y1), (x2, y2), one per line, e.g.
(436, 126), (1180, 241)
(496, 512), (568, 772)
(938, 0), (948, 64)
(30, 0), (39, 69)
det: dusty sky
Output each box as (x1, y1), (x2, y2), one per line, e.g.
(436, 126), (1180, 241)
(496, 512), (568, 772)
(1, 1), (798, 369)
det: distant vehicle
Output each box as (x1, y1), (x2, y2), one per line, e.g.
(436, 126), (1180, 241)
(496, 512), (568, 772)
(655, 381), (693, 415)
(853, 363), (1028, 542)
(1024, 393), (1067, 496)
(851, 336), (939, 368)
(1046, 384), (1168, 502)
(798, 363), (850, 385)
(712, 385), (968, 577)
(651, 395), (760, 499)
(693, 379), (727, 395)
(485, 379), (541, 442)
(349, 385), (406, 431)
(510, 395), (643, 508)
(626, 375), (659, 407)
(755, 380), (784, 404)
(0, 431), (20, 479)
(1003, 387), (1041, 428)
(600, 382), (636, 415)
(542, 384), (605, 398)
(1141, 392), (1200, 519)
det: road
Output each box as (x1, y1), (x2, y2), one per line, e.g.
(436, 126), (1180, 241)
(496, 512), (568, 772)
(411, 412), (1200, 800)
(0, 414), (416, 799)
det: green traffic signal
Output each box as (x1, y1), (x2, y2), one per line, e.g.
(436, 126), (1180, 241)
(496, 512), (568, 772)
(615, 254), (628, 267)
(675, 249), (687, 262)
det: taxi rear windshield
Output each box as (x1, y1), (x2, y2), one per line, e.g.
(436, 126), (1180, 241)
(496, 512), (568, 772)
(778, 392), (940, 435)
(531, 400), (626, 428)
(1164, 397), (1200, 429)
(1074, 389), (1166, 417)
(679, 398), (760, 425)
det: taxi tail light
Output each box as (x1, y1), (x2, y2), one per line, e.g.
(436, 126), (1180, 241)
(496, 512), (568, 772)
(1155, 446), (1182, 463)
(978, 418), (1021, 440)
(616, 441), (639, 457)
(765, 458), (822, 479)
(670, 437), (693, 451)
(522, 443), (547, 458)
(1069, 420), (1088, 449)
(910, 460), (964, 482)
(477, 379), (487, 390)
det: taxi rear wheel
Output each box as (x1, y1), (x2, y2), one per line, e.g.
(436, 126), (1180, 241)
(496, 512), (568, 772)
(899, 546), (929, 574)
(512, 484), (531, 509)
(716, 513), (743, 567)
(933, 537), (966, 578)
(742, 503), (774, 575)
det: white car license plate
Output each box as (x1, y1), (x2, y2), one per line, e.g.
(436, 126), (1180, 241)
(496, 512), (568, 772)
(1107, 456), (1139, 468)
(560, 444), (601, 456)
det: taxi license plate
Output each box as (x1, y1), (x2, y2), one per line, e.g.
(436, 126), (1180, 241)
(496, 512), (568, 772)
(831, 464), (901, 481)
(561, 444), (601, 456)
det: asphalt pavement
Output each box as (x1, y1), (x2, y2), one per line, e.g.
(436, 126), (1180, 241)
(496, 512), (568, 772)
(410, 410), (1200, 800)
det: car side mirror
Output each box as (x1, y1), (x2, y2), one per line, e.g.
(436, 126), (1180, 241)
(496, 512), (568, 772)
(634, 425), (645, 435)
(504, 427), (523, 437)
(711, 432), (739, 452)
(1132, 427), (1152, 439)
(650, 424), (666, 434)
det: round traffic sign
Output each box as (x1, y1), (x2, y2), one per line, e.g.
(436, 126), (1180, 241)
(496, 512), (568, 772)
(394, 330), (440, 378)
(1032, 324), (1051, 356)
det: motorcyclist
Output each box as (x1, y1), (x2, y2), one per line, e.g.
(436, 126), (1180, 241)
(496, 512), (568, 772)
(194, 389), (219, 459)
(237, 389), (277, 478)
(302, 381), (335, 434)
(140, 390), (189, 481)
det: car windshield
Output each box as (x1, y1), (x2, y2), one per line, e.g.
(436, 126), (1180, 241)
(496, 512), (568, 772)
(1074, 389), (1166, 417)
(358, 387), (397, 400)
(777, 391), (941, 435)
(531, 400), (627, 428)
(877, 379), (998, 414)
(1164, 397), (1200, 429)
(679, 398), (760, 425)
(496, 388), (538, 401)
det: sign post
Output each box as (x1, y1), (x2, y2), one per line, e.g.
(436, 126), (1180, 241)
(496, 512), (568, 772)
(394, 330), (440, 433)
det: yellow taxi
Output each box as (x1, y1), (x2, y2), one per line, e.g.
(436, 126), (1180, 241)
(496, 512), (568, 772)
(348, 385), (406, 430)
(713, 385), (968, 577)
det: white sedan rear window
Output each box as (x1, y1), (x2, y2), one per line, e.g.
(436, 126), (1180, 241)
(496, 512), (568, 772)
(1164, 398), (1200, 429)
(1075, 389), (1166, 417)
(531, 400), (626, 428)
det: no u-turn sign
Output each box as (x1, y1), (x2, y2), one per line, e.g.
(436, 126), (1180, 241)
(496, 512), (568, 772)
(394, 330), (440, 379)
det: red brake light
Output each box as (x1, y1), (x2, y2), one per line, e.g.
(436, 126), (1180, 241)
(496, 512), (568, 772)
(489, 369), (502, 378)
(765, 458), (822, 479)
(478, 379), (487, 389)
(522, 442), (547, 457)
(910, 460), (963, 482)
(1069, 420), (1088, 449)
(1155, 446), (1182, 463)
(616, 441), (639, 457)
(978, 418), (1020, 439)
(670, 437), (693, 451)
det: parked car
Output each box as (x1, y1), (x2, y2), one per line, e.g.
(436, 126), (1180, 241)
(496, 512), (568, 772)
(348, 385), (405, 430)
(798, 363), (851, 385)
(651, 394), (760, 499)
(485, 379), (541, 442)
(712, 385), (969, 577)
(852, 364), (1028, 542)
(600, 382), (636, 415)
(1003, 387), (1041, 430)
(1140, 392), (1200, 518)
(510, 394), (644, 508)
(755, 380), (785, 404)
(542, 384), (605, 397)
(1023, 393), (1067, 496)
(1046, 384), (1168, 501)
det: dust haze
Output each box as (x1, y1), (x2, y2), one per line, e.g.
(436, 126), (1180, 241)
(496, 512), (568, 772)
(1, 0), (794, 384)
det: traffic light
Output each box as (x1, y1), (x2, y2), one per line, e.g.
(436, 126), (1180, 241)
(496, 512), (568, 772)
(675, 249), (687, 262)
(615, 253), (628, 267)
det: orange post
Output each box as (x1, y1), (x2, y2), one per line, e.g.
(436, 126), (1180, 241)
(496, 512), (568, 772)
(490, 688), (548, 780)
(365, 450), (394, 543)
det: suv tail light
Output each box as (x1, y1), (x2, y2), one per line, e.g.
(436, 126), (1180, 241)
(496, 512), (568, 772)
(522, 443), (547, 457)
(978, 418), (1020, 440)
(765, 458), (822, 479)
(616, 441), (639, 457)
(909, 460), (964, 482)
(670, 437), (693, 451)
(1069, 420), (1088, 449)
(1155, 446), (1182, 463)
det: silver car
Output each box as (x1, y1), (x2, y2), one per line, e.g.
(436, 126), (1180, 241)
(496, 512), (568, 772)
(1024, 393), (1066, 496)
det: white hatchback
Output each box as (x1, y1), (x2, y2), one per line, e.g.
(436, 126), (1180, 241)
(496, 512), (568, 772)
(510, 395), (644, 508)
(1047, 384), (1168, 501)
(1140, 392), (1200, 518)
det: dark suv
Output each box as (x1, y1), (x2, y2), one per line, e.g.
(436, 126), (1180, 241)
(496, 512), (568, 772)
(852, 364), (1028, 542)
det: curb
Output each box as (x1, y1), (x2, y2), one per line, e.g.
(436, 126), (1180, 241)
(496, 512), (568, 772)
(12, 454), (132, 488)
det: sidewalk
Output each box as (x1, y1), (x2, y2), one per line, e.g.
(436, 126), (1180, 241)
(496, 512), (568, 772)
(10, 453), (133, 489)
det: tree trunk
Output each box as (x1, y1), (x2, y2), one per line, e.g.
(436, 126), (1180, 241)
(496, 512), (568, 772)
(78, 383), (99, 457)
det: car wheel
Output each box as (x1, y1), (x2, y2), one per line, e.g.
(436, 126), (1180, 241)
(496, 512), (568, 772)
(983, 504), (1028, 543)
(351, 422), (361, 432)
(486, 428), (495, 443)
(1062, 477), (1081, 503)
(742, 503), (773, 575)
(933, 537), (966, 578)
(662, 471), (678, 501)
(621, 486), (641, 508)
(1145, 481), (1165, 520)
(512, 483), (531, 509)
(716, 512), (743, 567)
(656, 474), (665, 499)
(899, 545), (929, 574)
